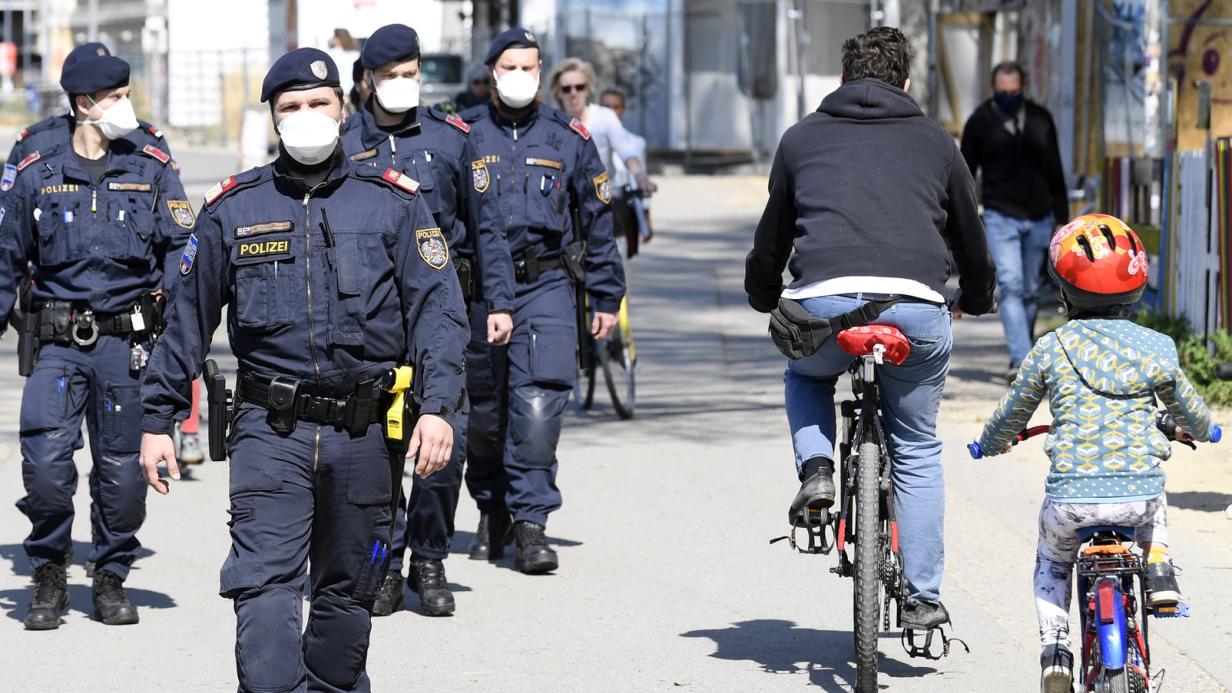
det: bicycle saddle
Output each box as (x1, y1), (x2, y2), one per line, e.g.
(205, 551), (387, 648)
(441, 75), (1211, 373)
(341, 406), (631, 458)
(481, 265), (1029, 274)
(836, 325), (911, 365)
(1076, 525), (1136, 544)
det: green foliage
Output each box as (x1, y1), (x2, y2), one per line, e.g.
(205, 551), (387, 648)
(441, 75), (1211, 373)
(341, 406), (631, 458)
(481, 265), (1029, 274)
(1133, 308), (1232, 406)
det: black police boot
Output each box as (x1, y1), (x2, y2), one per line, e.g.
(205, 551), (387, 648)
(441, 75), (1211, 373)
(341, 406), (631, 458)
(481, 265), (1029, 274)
(788, 457), (835, 527)
(371, 571), (405, 617)
(513, 521), (558, 575)
(24, 563), (69, 631)
(1039, 642), (1074, 693)
(468, 511), (511, 561)
(92, 570), (138, 625)
(408, 559), (456, 617)
(900, 599), (950, 630)
(1146, 561), (1182, 608)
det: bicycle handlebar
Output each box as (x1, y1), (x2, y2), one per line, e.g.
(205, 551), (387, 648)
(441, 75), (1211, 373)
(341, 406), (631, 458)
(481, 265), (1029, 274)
(967, 422), (1222, 459)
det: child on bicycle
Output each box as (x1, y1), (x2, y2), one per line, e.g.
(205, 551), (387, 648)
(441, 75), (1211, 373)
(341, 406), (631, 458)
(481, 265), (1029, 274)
(975, 214), (1215, 693)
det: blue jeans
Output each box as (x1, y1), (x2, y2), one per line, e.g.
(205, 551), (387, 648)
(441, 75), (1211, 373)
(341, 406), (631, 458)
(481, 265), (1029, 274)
(984, 209), (1054, 366)
(784, 294), (952, 602)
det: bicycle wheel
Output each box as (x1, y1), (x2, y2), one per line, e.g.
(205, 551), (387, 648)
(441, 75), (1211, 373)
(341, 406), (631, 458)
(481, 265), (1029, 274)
(853, 441), (882, 692)
(574, 360), (596, 410)
(599, 330), (635, 419)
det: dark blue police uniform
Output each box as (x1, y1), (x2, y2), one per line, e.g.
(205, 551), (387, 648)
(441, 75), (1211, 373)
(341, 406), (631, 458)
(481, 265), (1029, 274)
(463, 90), (625, 563)
(141, 48), (469, 692)
(0, 137), (191, 583)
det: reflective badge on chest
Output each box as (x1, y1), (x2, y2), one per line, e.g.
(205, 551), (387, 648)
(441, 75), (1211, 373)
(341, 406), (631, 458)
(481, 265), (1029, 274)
(416, 227), (449, 270)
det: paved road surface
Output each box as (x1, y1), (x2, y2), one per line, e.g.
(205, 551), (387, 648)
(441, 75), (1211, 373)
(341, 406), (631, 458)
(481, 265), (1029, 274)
(0, 140), (1228, 691)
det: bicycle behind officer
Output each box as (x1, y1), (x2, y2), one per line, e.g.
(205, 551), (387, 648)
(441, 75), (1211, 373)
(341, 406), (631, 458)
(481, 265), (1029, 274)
(138, 48), (468, 691)
(341, 22), (514, 618)
(744, 27), (996, 631)
(461, 28), (625, 574)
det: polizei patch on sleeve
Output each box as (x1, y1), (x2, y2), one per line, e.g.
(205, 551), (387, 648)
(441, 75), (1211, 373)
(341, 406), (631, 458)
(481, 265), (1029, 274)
(592, 171), (612, 204)
(235, 220), (293, 238)
(1, 164), (17, 191)
(167, 200), (196, 228)
(416, 227), (449, 269)
(471, 160), (489, 193)
(179, 234), (199, 275)
(238, 239), (291, 259)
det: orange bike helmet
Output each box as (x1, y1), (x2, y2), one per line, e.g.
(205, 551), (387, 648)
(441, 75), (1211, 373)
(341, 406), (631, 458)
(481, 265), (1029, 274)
(1048, 213), (1148, 310)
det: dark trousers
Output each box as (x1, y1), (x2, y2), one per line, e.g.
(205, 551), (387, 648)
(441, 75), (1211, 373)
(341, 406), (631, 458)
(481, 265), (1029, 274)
(221, 405), (392, 693)
(18, 335), (148, 579)
(466, 277), (576, 526)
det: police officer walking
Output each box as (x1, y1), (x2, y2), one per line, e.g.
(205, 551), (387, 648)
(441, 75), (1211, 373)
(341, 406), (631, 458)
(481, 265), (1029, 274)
(0, 47), (192, 629)
(463, 29), (625, 574)
(139, 49), (468, 691)
(341, 23), (514, 618)
(2, 43), (173, 194)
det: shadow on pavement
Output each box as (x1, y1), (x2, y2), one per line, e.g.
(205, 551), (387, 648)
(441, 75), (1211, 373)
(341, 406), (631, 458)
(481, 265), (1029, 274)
(1168, 491), (1232, 512)
(682, 619), (936, 691)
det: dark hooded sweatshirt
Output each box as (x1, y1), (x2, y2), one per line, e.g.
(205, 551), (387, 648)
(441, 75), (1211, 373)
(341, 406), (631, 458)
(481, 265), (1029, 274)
(745, 78), (996, 316)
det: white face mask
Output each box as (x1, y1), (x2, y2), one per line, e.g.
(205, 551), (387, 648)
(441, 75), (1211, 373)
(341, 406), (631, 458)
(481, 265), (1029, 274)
(494, 69), (539, 109)
(374, 76), (421, 114)
(82, 95), (139, 140)
(277, 110), (341, 165)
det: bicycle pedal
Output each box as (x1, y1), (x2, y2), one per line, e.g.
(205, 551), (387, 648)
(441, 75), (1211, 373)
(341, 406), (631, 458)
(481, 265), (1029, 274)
(1150, 602), (1190, 618)
(901, 626), (969, 660)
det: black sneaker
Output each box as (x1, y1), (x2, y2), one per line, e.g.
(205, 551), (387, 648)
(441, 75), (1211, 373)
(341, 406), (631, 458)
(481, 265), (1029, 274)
(1040, 643), (1074, 693)
(513, 521), (558, 574)
(371, 571), (405, 617)
(92, 570), (138, 625)
(900, 599), (950, 630)
(24, 563), (69, 631)
(788, 457), (835, 527)
(408, 559), (456, 616)
(1146, 561), (1182, 608)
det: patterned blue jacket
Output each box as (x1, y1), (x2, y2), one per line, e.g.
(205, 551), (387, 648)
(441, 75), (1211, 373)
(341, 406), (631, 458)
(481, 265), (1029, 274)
(979, 319), (1214, 502)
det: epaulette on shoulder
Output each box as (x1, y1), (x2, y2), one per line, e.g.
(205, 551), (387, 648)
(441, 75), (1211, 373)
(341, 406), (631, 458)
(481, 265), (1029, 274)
(19, 116), (67, 142)
(16, 149), (42, 172)
(204, 168), (262, 207)
(355, 166), (420, 196)
(423, 106), (470, 135)
(143, 122), (165, 140)
(568, 117), (591, 141)
(141, 144), (171, 165)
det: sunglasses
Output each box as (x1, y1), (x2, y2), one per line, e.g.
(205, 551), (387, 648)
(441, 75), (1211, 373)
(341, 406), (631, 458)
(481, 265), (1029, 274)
(558, 84), (587, 94)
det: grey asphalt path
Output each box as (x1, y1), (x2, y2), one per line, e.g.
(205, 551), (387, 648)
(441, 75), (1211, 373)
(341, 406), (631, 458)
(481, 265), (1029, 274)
(0, 141), (1228, 691)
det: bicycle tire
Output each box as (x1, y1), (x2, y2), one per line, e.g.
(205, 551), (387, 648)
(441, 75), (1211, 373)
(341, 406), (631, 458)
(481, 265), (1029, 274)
(599, 332), (636, 419)
(574, 362), (596, 410)
(853, 441), (882, 692)
(1102, 667), (1131, 693)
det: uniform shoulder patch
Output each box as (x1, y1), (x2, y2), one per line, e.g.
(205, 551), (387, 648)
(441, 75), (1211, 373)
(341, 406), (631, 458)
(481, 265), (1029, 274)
(592, 171), (612, 205)
(146, 124), (164, 139)
(569, 117), (591, 141)
(415, 227), (449, 270)
(471, 160), (490, 193)
(167, 200), (196, 228)
(1, 164), (16, 192)
(15, 128), (28, 142)
(381, 168), (420, 195)
(205, 176), (238, 205)
(179, 234), (199, 275)
(445, 113), (471, 134)
(16, 150), (40, 172)
(142, 144), (170, 164)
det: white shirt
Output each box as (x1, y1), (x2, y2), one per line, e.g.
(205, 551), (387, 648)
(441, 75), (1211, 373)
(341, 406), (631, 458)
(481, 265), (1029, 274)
(581, 104), (641, 178)
(781, 276), (946, 304)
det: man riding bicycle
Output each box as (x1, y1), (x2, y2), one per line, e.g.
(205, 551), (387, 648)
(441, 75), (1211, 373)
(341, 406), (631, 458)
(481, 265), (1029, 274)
(745, 27), (996, 630)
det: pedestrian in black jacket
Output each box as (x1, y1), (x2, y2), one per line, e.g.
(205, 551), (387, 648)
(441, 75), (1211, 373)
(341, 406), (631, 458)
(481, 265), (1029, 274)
(960, 61), (1069, 382)
(745, 26), (996, 633)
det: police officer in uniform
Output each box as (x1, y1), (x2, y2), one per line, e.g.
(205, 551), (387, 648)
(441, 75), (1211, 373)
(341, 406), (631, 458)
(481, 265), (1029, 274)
(2, 43), (173, 196)
(341, 23), (514, 617)
(0, 48), (192, 630)
(463, 29), (625, 574)
(139, 49), (467, 691)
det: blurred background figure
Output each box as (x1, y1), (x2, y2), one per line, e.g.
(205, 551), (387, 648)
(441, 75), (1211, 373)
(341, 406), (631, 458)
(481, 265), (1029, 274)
(601, 86), (653, 254)
(327, 28), (360, 97)
(349, 57), (372, 114)
(454, 62), (490, 110)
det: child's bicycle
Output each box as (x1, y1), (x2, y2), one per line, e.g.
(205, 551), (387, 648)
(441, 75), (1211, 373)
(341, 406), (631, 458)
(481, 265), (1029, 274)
(968, 417), (1222, 693)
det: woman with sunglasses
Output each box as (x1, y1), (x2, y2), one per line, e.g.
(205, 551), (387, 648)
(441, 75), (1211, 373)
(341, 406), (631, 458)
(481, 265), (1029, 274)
(548, 58), (656, 194)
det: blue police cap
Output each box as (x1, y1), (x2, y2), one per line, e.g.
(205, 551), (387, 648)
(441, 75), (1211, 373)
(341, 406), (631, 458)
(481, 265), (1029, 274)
(261, 48), (340, 103)
(361, 24), (421, 70)
(59, 42), (130, 94)
(483, 27), (540, 66)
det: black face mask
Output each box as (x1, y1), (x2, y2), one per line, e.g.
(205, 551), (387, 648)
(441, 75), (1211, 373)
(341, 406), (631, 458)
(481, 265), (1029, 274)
(994, 91), (1023, 114)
